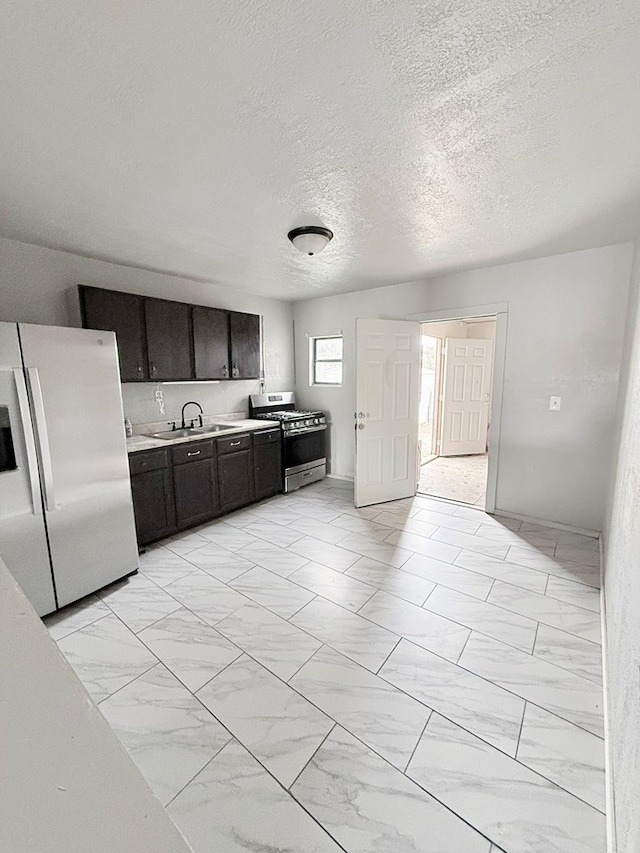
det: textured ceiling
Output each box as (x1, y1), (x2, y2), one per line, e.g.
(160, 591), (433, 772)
(1, 1), (640, 300)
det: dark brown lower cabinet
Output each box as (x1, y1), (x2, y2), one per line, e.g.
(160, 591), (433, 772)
(130, 430), (282, 547)
(129, 449), (176, 545)
(172, 441), (218, 529)
(253, 429), (282, 500)
(217, 434), (254, 512)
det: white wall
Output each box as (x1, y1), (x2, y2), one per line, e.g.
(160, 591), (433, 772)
(602, 239), (640, 853)
(0, 237), (294, 424)
(294, 243), (633, 530)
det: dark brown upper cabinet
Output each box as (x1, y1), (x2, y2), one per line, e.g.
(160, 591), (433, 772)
(193, 306), (230, 380)
(79, 286), (148, 381)
(230, 311), (261, 379)
(145, 299), (193, 381)
(79, 285), (261, 383)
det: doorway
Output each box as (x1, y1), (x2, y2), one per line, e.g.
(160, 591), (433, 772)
(417, 316), (497, 508)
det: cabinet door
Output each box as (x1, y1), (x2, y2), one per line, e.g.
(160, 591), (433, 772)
(253, 431), (282, 500)
(218, 450), (254, 512)
(131, 468), (176, 545)
(173, 458), (218, 529)
(229, 312), (261, 379)
(193, 306), (230, 380)
(79, 286), (147, 381)
(145, 298), (193, 380)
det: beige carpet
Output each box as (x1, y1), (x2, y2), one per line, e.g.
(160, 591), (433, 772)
(418, 454), (488, 506)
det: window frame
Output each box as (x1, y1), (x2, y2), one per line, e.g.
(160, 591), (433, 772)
(310, 335), (344, 387)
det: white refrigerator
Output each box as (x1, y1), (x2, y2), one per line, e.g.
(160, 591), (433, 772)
(0, 322), (139, 616)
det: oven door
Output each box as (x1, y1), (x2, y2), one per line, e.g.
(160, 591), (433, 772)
(283, 425), (326, 474)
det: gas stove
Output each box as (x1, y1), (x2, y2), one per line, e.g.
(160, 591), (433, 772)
(249, 393), (326, 433)
(255, 409), (326, 433)
(249, 393), (327, 491)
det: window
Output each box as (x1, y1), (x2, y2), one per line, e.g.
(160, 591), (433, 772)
(311, 335), (343, 385)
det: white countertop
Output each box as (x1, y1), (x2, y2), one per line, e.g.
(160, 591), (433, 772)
(0, 558), (193, 853)
(126, 418), (280, 453)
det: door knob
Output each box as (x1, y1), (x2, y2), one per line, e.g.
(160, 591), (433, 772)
(358, 423), (365, 430)
(358, 412), (366, 418)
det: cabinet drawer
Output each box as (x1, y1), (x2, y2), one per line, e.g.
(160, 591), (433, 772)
(253, 428), (281, 447)
(217, 433), (251, 455)
(172, 440), (214, 465)
(129, 449), (169, 475)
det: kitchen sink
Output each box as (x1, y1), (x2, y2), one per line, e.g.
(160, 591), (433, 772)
(147, 428), (195, 439)
(191, 424), (237, 435)
(146, 423), (238, 440)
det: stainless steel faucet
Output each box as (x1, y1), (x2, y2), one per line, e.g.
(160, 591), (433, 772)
(181, 401), (204, 429)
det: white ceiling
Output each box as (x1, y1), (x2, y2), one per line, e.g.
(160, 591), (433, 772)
(1, 1), (640, 300)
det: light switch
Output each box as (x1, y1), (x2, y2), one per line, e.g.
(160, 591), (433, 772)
(549, 396), (561, 411)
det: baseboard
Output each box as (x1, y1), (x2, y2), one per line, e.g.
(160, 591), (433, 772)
(599, 537), (617, 853)
(326, 473), (354, 483)
(491, 509), (600, 539)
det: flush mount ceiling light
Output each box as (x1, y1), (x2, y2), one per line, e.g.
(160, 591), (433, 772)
(287, 226), (333, 256)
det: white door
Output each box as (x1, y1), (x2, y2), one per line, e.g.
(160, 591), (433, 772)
(355, 319), (421, 507)
(440, 337), (493, 456)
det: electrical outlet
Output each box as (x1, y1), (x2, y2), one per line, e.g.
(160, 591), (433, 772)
(154, 384), (165, 415)
(549, 396), (561, 411)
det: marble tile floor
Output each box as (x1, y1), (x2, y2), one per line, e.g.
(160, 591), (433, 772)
(47, 479), (606, 853)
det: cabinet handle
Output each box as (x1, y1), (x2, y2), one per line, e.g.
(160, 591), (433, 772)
(223, 365), (229, 378)
(150, 363), (157, 376)
(229, 440), (241, 447)
(137, 364), (143, 375)
(232, 363), (239, 378)
(187, 450), (201, 457)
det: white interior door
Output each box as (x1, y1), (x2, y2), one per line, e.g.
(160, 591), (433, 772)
(355, 319), (420, 507)
(440, 337), (493, 456)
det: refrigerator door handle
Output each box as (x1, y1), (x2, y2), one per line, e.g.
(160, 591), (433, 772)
(26, 367), (57, 512)
(13, 368), (43, 516)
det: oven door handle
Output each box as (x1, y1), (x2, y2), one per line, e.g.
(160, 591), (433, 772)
(284, 424), (327, 436)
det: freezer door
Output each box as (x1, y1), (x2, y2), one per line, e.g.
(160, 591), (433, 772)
(0, 324), (56, 615)
(19, 324), (139, 607)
